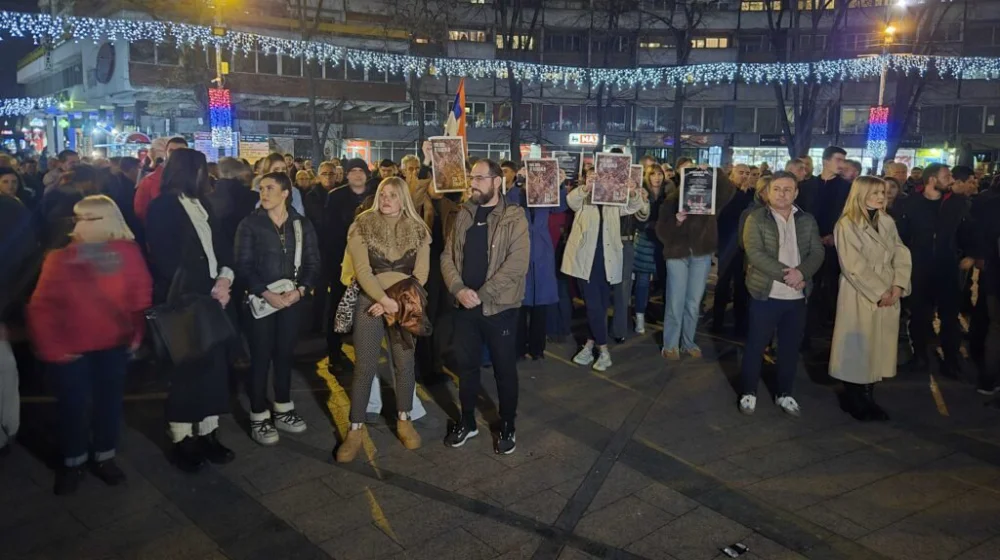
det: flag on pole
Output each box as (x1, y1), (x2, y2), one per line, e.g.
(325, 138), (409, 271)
(443, 78), (467, 151)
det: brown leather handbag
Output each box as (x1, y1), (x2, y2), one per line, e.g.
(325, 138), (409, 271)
(383, 277), (432, 338)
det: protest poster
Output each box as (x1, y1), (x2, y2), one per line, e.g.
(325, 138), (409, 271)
(429, 136), (468, 193)
(679, 167), (718, 215)
(524, 158), (560, 207)
(592, 152), (631, 206)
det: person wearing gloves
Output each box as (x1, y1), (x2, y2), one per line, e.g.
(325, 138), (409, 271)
(563, 173), (649, 372)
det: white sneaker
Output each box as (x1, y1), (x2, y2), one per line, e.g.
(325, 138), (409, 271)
(250, 418), (280, 446)
(634, 314), (646, 334)
(775, 395), (801, 417)
(593, 351), (612, 372)
(739, 394), (757, 415)
(273, 409), (308, 433)
(573, 345), (595, 366)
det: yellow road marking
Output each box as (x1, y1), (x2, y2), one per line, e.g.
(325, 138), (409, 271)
(365, 487), (399, 541)
(928, 374), (950, 417)
(543, 350), (579, 368)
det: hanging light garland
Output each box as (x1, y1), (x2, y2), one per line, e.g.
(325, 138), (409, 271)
(3, 11), (1000, 89)
(0, 96), (57, 117)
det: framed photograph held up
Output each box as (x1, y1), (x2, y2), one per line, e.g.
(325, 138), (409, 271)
(429, 136), (468, 193)
(679, 167), (718, 215)
(592, 152), (631, 206)
(524, 158), (561, 207)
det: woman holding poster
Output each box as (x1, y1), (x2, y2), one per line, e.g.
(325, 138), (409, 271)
(655, 168), (735, 361)
(562, 173), (648, 372)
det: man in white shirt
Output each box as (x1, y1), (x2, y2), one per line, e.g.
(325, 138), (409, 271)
(739, 172), (825, 417)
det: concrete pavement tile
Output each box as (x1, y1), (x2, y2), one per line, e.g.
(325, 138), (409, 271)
(366, 448), (438, 478)
(820, 472), (971, 532)
(0, 509), (88, 555)
(386, 527), (495, 560)
(528, 430), (602, 467)
(858, 518), (970, 560)
(475, 456), (588, 506)
(699, 459), (763, 488)
(916, 452), (1000, 487)
(507, 489), (567, 525)
(492, 539), (546, 560)
(634, 482), (699, 517)
(454, 484), (505, 509)
(582, 463), (654, 514)
(320, 466), (385, 498)
(954, 536), (1000, 559)
(375, 501), (475, 548)
(574, 495), (675, 548)
(796, 428), (869, 457)
(906, 490), (1000, 546)
(409, 450), (510, 492)
(217, 517), (329, 560)
(737, 533), (807, 560)
(871, 435), (956, 467)
(82, 506), (188, 554)
(258, 478), (340, 519)
(292, 485), (423, 543)
(625, 538), (680, 560)
(550, 473), (586, 499)
(630, 507), (752, 560)
(797, 504), (875, 540)
(123, 525), (219, 560)
(65, 474), (172, 530)
(319, 523), (403, 560)
(242, 453), (338, 495)
(556, 546), (601, 559)
(461, 516), (543, 554)
(724, 440), (827, 479)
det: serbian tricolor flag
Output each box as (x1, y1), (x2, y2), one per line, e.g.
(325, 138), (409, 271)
(443, 78), (467, 152)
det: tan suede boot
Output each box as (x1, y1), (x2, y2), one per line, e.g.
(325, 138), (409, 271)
(396, 419), (422, 450)
(335, 426), (366, 463)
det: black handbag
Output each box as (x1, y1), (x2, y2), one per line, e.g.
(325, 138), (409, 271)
(145, 254), (236, 366)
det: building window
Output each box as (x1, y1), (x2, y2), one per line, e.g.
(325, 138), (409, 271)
(703, 107), (724, 132)
(800, 34), (827, 51)
(919, 106), (946, 133)
(346, 61), (366, 81)
(741, 1), (781, 11)
(933, 22), (963, 43)
(563, 105), (582, 130)
(281, 55), (302, 77)
(466, 102), (490, 127)
(734, 107), (756, 133)
(958, 106), (984, 134)
(635, 107), (656, 131)
(449, 30), (488, 42)
(593, 37), (631, 52)
(544, 34), (582, 52)
(325, 59), (345, 80)
(496, 34), (535, 50)
(682, 107), (702, 132)
(257, 51), (278, 75)
(232, 51), (256, 74)
(656, 107), (674, 131)
(493, 103), (533, 128)
(130, 41), (155, 64)
(848, 0), (893, 7)
(402, 101), (437, 126)
(839, 107), (868, 135)
(157, 43), (180, 66)
(693, 37), (728, 49)
(798, 0), (834, 10)
(757, 107), (779, 134)
(387, 69), (406, 84)
(739, 35), (767, 53)
(542, 104), (561, 130)
(812, 107), (829, 134)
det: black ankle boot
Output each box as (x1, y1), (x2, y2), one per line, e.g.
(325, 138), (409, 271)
(200, 430), (235, 465)
(863, 383), (890, 421)
(840, 382), (871, 421)
(174, 436), (207, 473)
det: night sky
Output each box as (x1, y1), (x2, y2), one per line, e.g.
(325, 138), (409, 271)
(0, 0), (40, 98)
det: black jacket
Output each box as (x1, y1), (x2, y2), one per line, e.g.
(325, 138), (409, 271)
(234, 208), (321, 297)
(802, 174), (852, 236)
(301, 186), (328, 234)
(146, 194), (234, 304)
(207, 178), (258, 255)
(896, 191), (978, 287)
(0, 196), (40, 321)
(323, 184), (372, 272)
(973, 189), (1000, 296)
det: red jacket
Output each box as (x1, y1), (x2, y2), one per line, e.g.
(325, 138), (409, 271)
(134, 166), (163, 224)
(28, 240), (152, 363)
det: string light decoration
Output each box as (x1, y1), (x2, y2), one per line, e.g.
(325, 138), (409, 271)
(0, 96), (56, 116)
(208, 88), (233, 148)
(866, 106), (889, 162)
(3, 11), (1000, 88)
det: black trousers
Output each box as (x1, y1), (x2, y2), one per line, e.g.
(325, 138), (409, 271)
(712, 251), (748, 332)
(247, 302), (302, 414)
(910, 285), (961, 365)
(741, 298), (807, 396)
(517, 304), (548, 358)
(416, 256), (450, 379)
(453, 307), (519, 428)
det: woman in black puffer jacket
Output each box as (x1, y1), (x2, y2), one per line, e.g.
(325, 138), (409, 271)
(234, 172), (320, 446)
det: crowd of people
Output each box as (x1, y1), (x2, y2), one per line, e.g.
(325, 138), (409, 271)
(1, 139), (998, 497)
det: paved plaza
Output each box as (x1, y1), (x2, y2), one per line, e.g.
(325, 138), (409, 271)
(3, 314), (1000, 560)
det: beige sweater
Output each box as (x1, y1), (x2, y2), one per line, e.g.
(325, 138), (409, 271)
(347, 213), (430, 303)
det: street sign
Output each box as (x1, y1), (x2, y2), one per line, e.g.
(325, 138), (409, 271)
(569, 133), (600, 146)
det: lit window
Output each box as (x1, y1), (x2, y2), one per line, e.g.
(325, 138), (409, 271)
(741, 0), (781, 11)
(640, 41), (662, 49)
(693, 37), (728, 49)
(449, 30), (487, 42)
(798, 0), (834, 10)
(496, 34), (535, 50)
(691, 38), (705, 49)
(415, 38), (429, 44)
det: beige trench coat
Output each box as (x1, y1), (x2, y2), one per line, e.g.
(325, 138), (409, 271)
(560, 187), (648, 284)
(829, 215), (913, 384)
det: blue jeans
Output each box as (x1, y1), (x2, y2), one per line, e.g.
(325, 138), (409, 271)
(50, 347), (128, 467)
(663, 254), (713, 351)
(741, 298), (807, 396)
(634, 273), (652, 315)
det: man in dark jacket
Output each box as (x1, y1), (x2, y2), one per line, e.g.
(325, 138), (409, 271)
(302, 161), (338, 334)
(713, 164), (755, 335)
(976, 179), (1000, 394)
(324, 158), (373, 367)
(896, 163), (979, 377)
(803, 147), (851, 331)
(0, 195), (39, 455)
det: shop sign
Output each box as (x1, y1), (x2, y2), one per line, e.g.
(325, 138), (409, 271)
(898, 135), (923, 149)
(267, 124), (312, 136)
(239, 134), (271, 164)
(569, 133), (600, 146)
(759, 134), (788, 147)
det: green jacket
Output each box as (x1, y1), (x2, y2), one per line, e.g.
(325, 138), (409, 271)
(742, 205), (825, 301)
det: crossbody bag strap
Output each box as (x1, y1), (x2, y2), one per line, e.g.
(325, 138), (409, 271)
(293, 219), (303, 282)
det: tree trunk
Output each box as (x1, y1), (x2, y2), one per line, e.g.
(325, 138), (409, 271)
(508, 64), (523, 163)
(409, 69), (427, 151)
(307, 61), (323, 163)
(671, 84), (686, 164)
(595, 82), (608, 153)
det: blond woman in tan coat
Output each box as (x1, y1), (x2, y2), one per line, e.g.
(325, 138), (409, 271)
(830, 176), (912, 422)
